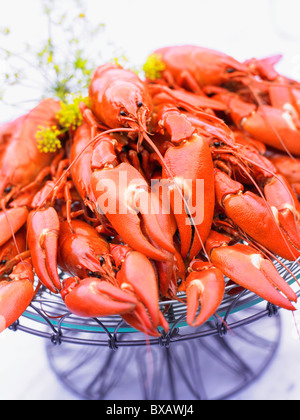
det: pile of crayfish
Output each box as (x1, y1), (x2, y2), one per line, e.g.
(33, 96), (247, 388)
(1, 44), (300, 337)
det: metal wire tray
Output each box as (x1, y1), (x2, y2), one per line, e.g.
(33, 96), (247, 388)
(9, 256), (300, 349)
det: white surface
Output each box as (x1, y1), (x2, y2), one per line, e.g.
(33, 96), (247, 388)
(1, 0), (300, 401)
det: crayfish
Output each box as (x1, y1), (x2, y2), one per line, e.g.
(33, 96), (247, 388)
(1, 45), (300, 337)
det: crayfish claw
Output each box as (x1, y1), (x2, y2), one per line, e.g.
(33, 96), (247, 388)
(61, 277), (138, 318)
(0, 258), (35, 333)
(91, 162), (173, 262)
(206, 230), (298, 311)
(121, 302), (169, 337)
(27, 207), (61, 293)
(116, 251), (161, 329)
(185, 263), (225, 327)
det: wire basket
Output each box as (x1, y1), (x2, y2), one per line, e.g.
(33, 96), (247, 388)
(10, 256), (300, 349)
(45, 305), (283, 400)
(7, 256), (299, 400)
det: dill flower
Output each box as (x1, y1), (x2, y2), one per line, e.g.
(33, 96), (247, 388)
(143, 54), (166, 80)
(56, 94), (90, 131)
(36, 125), (62, 153)
(36, 94), (90, 153)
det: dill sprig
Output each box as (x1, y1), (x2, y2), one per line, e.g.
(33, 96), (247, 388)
(143, 54), (166, 80)
(56, 94), (90, 131)
(36, 94), (90, 153)
(36, 125), (62, 153)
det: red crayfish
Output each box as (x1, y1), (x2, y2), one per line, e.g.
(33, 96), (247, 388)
(1, 44), (300, 337)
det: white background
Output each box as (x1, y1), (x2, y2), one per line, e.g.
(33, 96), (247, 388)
(1, 0), (300, 122)
(1, 0), (300, 400)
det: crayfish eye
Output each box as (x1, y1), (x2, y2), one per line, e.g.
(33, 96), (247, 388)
(137, 101), (143, 108)
(88, 271), (102, 279)
(4, 185), (12, 193)
(226, 67), (236, 74)
(0, 259), (7, 265)
(120, 110), (127, 116)
(211, 139), (223, 148)
(177, 278), (183, 287)
(99, 257), (105, 264)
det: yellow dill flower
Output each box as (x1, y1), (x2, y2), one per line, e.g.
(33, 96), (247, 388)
(56, 94), (90, 131)
(36, 95), (90, 153)
(36, 125), (62, 153)
(143, 54), (166, 80)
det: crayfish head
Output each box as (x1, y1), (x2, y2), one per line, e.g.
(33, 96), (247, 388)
(100, 82), (152, 135)
(218, 54), (249, 84)
(58, 220), (115, 280)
